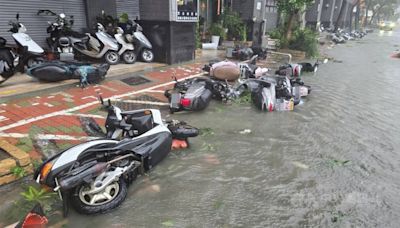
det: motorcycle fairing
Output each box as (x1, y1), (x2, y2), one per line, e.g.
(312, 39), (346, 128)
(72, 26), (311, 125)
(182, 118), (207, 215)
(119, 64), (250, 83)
(12, 33), (44, 54)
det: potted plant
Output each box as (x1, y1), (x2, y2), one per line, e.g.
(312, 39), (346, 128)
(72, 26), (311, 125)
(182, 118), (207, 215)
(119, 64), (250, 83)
(208, 22), (226, 45)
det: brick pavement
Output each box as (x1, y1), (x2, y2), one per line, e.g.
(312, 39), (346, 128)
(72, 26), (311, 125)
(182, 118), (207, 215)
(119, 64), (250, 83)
(0, 62), (205, 164)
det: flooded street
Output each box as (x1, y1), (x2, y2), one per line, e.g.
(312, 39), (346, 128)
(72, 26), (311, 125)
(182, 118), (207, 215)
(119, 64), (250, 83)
(62, 30), (400, 227)
(2, 30), (400, 227)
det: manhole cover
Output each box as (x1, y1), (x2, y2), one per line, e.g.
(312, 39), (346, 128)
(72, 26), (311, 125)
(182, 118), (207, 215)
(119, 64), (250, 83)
(0, 148), (10, 160)
(121, 75), (151, 86)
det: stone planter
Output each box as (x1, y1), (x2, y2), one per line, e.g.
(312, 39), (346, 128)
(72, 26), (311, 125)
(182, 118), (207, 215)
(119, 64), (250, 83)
(0, 140), (33, 186)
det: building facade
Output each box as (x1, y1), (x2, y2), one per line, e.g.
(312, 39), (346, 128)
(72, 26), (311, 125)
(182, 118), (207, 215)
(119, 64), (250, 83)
(0, 0), (139, 47)
(306, 0), (353, 30)
(0, 0), (198, 64)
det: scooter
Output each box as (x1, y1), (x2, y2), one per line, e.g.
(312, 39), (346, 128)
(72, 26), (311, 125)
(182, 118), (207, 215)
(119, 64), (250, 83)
(164, 77), (213, 113)
(124, 20), (154, 62)
(0, 37), (14, 83)
(95, 12), (136, 64)
(69, 23), (120, 65)
(0, 14), (44, 83)
(34, 98), (198, 215)
(41, 11), (121, 65)
(114, 27), (136, 64)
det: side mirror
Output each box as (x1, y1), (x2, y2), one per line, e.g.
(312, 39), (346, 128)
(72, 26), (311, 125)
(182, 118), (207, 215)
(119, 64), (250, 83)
(98, 95), (104, 104)
(16, 13), (20, 20)
(108, 99), (111, 106)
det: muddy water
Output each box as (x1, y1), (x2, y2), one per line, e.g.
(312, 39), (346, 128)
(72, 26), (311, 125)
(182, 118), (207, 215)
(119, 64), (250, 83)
(62, 30), (400, 227)
(3, 30), (400, 227)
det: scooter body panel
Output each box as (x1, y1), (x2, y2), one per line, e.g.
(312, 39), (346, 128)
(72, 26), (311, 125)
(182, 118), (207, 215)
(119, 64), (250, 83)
(115, 34), (134, 55)
(12, 33), (44, 54)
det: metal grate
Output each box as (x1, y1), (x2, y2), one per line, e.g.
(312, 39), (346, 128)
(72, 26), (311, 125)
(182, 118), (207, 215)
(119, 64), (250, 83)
(121, 75), (151, 86)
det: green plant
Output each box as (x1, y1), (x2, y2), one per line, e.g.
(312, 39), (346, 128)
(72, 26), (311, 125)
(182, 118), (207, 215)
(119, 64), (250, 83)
(288, 27), (319, 57)
(221, 9), (246, 41)
(196, 21), (201, 48)
(11, 165), (26, 178)
(21, 186), (53, 203)
(208, 22), (226, 40)
(119, 13), (129, 24)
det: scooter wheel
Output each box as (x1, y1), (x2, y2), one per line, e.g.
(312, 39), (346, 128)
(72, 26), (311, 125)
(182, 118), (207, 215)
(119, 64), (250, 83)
(70, 178), (127, 214)
(104, 51), (120, 65)
(26, 57), (44, 69)
(141, 49), (154, 63)
(122, 51), (136, 64)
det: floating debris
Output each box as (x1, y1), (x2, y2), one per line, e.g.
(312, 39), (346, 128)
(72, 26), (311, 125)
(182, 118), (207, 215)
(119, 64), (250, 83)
(238, 129), (252, 135)
(199, 128), (215, 136)
(291, 161), (309, 169)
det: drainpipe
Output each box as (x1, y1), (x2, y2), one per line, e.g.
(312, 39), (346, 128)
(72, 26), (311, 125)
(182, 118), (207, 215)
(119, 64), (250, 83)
(329, 0), (337, 28)
(316, 0), (324, 30)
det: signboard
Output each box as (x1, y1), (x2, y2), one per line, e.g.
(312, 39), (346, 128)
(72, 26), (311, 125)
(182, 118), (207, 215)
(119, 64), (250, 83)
(176, 0), (199, 21)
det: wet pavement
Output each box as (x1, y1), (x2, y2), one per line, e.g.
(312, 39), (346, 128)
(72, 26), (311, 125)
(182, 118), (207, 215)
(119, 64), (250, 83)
(2, 29), (400, 227)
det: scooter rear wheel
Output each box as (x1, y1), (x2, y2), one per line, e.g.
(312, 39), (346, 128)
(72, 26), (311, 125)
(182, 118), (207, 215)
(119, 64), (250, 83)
(122, 51), (136, 64)
(104, 51), (120, 65)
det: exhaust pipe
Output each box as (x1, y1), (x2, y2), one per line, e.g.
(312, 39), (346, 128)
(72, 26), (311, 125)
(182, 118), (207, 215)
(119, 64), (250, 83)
(58, 162), (108, 190)
(58, 154), (135, 191)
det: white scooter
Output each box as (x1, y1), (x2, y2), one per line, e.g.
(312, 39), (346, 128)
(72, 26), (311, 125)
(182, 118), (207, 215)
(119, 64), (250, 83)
(8, 13), (44, 71)
(114, 27), (136, 64)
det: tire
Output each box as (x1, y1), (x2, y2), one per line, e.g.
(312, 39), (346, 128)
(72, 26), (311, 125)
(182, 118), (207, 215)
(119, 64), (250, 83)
(141, 49), (154, 63)
(70, 178), (127, 214)
(122, 50), (136, 64)
(0, 69), (14, 79)
(26, 57), (44, 69)
(104, 51), (120, 65)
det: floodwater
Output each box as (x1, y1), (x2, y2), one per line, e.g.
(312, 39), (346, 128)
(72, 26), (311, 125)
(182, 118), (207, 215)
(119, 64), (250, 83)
(3, 29), (400, 227)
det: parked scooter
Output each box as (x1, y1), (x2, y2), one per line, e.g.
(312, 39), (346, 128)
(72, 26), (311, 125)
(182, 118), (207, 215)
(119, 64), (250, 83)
(40, 11), (121, 65)
(0, 37), (14, 83)
(34, 98), (198, 215)
(0, 13), (44, 83)
(114, 27), (136, 64)
(96, 12), (136, 64)
(123, 20), (154, 62)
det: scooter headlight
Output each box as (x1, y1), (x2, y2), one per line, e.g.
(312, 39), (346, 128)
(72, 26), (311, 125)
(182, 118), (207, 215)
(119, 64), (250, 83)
(39, 161), (54, 183)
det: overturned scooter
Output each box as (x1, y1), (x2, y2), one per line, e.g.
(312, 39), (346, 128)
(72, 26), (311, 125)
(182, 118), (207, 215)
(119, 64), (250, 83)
(34, 97), (198, 216)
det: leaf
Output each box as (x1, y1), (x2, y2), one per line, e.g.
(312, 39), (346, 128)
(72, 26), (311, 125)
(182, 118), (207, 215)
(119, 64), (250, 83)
(161, 220), (174, 227)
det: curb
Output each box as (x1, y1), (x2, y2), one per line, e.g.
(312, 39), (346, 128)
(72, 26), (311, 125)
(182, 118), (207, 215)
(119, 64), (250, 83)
(0, 140), (32, 185)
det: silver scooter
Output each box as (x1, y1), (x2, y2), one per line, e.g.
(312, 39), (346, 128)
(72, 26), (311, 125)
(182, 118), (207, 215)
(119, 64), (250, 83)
(8, 13), (44, 70)
(69, 23), (120, 64)
(114, 27), (136, 64)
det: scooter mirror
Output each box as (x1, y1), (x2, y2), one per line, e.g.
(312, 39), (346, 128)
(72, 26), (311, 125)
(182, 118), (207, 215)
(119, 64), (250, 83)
(108, 99), (111, 106)
(16, 13), (19, 20)
(98, 95), (104, 104)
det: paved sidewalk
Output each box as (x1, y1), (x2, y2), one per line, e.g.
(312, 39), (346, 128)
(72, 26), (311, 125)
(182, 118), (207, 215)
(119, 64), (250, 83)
(0, 48), (283, 170)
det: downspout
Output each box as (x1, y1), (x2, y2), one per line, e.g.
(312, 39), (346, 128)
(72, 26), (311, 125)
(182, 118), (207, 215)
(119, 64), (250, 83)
(329, 0), (338, 28)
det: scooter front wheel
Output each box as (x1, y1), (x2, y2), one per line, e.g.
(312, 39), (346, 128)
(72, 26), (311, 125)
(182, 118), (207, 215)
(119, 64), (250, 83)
(70, 178), (127, 214)
(122, 50), (137, 64)
(141, 49), (154, 63)
(104, 51), (120, 65)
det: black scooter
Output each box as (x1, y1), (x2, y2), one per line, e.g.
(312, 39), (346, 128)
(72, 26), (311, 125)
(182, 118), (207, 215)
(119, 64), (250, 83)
(34, 98), (198, 215)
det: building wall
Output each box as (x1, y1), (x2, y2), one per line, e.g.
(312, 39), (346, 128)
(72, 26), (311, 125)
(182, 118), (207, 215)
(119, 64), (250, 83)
(116, 0), (140, 20)
(0, 0), (87, 47)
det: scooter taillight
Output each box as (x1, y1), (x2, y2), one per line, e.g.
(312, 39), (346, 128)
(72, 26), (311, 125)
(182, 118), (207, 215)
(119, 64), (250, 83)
(180, 98), (191, 107)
